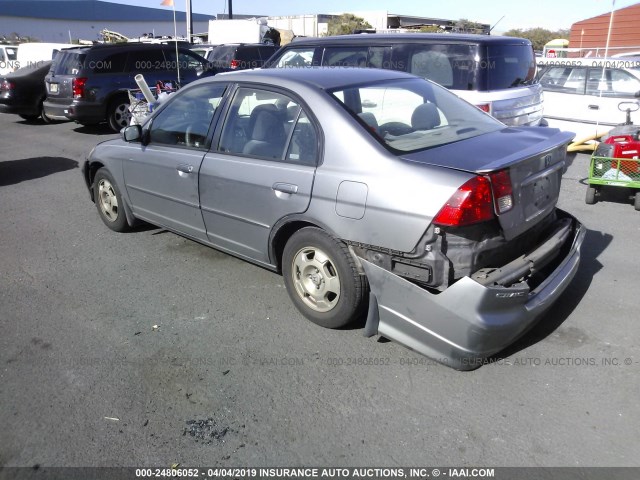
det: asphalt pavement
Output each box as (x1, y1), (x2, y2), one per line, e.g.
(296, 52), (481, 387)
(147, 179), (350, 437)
(0, 115), (638, 469)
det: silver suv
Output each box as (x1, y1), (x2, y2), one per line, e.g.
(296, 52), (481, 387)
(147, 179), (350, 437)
(265, 33), (543, 127)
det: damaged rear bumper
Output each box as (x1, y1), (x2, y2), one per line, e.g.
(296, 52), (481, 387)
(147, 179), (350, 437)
(361, 210), (585, 370)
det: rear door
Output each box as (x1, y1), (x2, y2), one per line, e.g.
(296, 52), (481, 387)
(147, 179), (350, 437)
(199, 84), (319, 264)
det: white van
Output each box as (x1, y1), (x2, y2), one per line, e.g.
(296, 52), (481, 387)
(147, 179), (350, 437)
(0, 45), (18, 75)
(15, 42), (76, 71)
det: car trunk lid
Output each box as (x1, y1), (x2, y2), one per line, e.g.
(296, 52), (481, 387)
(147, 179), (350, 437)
(401, 127), (574, 240)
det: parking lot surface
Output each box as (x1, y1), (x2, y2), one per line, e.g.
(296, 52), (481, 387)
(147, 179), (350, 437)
(0, 115), (638, 468)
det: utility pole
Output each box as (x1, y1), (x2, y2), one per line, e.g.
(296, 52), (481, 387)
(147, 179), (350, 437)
(186, 0), (193, 42)
(229, 0), (233, 19)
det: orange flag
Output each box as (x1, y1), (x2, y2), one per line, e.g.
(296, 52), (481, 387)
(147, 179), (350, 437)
(160, 0), (174, 5)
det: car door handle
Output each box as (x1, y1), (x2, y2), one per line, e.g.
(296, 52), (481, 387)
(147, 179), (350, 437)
(176, 164), (194, 174)
(272, 182), (298, 194)
(588, 104), (600, 110)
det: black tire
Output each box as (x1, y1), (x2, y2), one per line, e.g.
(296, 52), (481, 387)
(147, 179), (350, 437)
(635, 191), (640, 211)
(107, 96), (131, 132)
(93, 168), (130, 232)
(19, 113), (39, 122)
(41, 106), (53, 124)
(585, 186), (597, 205)
(282, 227), (367, 329)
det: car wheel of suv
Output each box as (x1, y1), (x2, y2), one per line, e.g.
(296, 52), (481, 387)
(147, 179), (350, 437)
(107, 96), (131, 132)
(585, 186), (597, 205)
(282, 227), (367, 329)
(93, 168), (129, 232)
(635, 192), (640, 211)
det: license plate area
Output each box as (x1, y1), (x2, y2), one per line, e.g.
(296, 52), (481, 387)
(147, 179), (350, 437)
(521, 169), (561, 222)
(48, 83), (58, 94)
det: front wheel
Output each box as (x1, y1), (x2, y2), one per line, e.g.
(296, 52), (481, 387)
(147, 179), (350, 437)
(93, 168), (129, 232)
(635, 191), (640, 211)
(19, 113), (40, 122)
(282, 227), (367, 329)
(107, 96), (131, 132)
(585, 186), (597, 205)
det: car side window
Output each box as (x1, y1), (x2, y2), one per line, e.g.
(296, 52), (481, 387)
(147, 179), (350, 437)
(273, 48), (315, 67)
(218, 87), (310, 163)
(539, 66), (586, 94)
(586, 68), (640, 96)
(322, 47), (369, 67)
(148, 84), (226, 150)
(286, 110), (318, 165)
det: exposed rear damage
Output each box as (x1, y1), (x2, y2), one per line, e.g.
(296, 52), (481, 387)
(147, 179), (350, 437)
(360, 210), (584, 370)
(353, 133), (585, 370)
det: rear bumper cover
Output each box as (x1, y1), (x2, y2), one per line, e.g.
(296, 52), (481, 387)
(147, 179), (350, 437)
(361, 210), (585, 370)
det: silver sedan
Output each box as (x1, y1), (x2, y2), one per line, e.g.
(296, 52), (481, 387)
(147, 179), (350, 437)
(82, 67), (584, 369)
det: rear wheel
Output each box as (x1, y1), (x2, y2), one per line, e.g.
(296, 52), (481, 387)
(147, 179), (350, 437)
(635, 191), (640, 211)
(282, 227), (367, 329)
(93, 168), (129, 232)
(585, 186), (597, 205)
(107, 96), (131, 132)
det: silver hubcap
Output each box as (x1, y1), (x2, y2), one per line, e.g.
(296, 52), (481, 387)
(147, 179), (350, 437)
(113, 103), (131, 128)
(291, 246), (341, 313)
(97, 179), (118, 222)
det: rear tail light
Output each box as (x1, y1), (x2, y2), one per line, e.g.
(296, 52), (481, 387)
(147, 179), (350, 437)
(230, 59), (239, 69)
(476, 103), (491, 113)
(0, 80), (14, 91)
(488, 169), (514, 214)
(72, 77), (87, 98)
(433, 176), (494, 227)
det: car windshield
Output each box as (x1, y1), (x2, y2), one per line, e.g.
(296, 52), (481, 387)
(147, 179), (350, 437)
(329, 77), (504, 153)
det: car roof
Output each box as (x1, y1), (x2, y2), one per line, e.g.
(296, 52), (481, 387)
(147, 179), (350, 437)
(282, 33), (531, 46)
(213, 66), (418, 90)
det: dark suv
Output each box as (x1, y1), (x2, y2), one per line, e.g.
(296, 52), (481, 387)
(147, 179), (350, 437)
(206, 43), (278, 72)
(43, 43), (211, 131)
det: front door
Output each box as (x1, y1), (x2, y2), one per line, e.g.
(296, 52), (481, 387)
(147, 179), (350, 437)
(123, 83), (227, 240)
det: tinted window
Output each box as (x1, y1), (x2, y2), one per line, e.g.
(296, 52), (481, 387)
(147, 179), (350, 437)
(6, 47), (17, 61)
(52, 51), (86, 75)
(272, 48), (315, 67)
(127, 49), (166, 72)
(91, 52), (128, 73)
(485, 44), (536, 89)
(323, 47), (368, 67)
(393, 44), (479, 90)
(148, 84), (226, 150)
(208, 46), (236, 68)
(164, 49), (206, 70)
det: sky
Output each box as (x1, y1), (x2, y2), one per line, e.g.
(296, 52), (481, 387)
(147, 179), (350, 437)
(109, 0), (638, 33)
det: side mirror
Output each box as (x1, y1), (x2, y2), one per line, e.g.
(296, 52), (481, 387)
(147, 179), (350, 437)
(122, 124), (141, 142)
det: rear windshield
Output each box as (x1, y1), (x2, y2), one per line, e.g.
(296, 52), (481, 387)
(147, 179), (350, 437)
(51, 51), (86, 75)
(484, 44), (537, 89)
(208, 46), (236, 68)
(330, 77), (503, 153)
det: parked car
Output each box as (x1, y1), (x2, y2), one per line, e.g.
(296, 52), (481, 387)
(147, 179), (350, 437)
(264, 33), (543, 127)
(44, 42), (212, 131)
(81, 67), (584, 369)
(0, 44), (18, 75)
(0, 60), (53, 122)
(537, 57), (640, 139)
(190, 43), (217, 60)
(206, 43), (279, 72)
